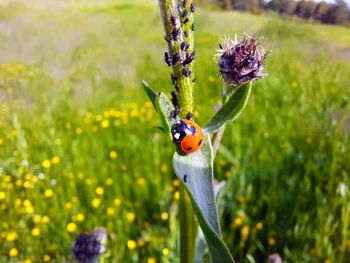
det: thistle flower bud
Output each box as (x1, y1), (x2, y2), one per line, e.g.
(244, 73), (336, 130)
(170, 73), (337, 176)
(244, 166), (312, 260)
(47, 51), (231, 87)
(217, 36), (268, 86)
(72, 228), (106, 263)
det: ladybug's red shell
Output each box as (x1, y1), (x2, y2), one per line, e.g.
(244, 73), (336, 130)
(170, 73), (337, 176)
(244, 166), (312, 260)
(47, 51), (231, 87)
(171, 119), (204, 155)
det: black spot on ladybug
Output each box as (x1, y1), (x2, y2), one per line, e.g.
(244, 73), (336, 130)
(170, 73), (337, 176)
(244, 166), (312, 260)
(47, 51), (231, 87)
(198, 139), (202, 146)
(183, 174), (188, 183)
(186, 147), (192, 151)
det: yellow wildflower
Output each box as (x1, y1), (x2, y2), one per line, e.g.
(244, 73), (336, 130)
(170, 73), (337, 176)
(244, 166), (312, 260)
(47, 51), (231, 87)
(106, 178), (113, 185)
(241, 225), (250, 241)
(95, 187), (104, 195)
(24, 259), (32, 263)
(109, 150), (118, 159)
(163, 248), (169, 256)
(0, 191), (6, 200)
(66, 202), (73, 209)
(101, 119), (110, 128)
(6, 231), (18, 242)
(137, 178), (145, 186)
(147, 258), (157, 263)
(268, 237), (276, 246)
(33, 215), (42, 224)
(31, 227), (40, 237)
(42, 216), (50, 224)
(76, 127), (82, 134)
(127, 212), (136, 223)
(234, 217), (243, 227)
(174, 191), (180, 200)
(43, 254), (51, 262)
(127, 240), (137, 250)
(107, 207), (115, 216)
(161, 212), (169, 221)
(51, 156), (60, 164)
(66, 222), (77, 233)
(44, 189), (54, 198)
(76, 213), (85, 222)
(42, 160), (51, 169)
(114, 198), (122, 206)
(256, 222), (263, 230)
(9, 248), (18, 257)
(91, 198), (101, 208)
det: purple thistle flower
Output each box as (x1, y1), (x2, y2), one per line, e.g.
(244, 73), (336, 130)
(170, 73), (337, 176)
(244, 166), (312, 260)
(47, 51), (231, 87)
(217, 35), (268, 86)
(72, 228), (106, 263)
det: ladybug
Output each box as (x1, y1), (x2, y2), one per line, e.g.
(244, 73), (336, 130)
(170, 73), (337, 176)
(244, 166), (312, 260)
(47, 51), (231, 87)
(171, 119), (204, 154)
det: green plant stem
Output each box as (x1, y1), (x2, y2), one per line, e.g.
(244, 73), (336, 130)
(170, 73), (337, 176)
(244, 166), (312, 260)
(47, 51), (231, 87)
(179, 185), (197, 263)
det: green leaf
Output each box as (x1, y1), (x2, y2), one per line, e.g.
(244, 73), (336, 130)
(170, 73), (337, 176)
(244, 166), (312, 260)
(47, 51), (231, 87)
(173, 134), (235, 263)
(204, 82), (252, 135)
(142, 80), (157, 109)
(142, 80), (175, 137)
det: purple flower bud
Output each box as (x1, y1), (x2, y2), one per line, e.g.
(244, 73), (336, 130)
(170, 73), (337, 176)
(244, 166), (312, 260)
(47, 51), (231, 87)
(72, 228), (106, 263)
(217, 36), (268, 86)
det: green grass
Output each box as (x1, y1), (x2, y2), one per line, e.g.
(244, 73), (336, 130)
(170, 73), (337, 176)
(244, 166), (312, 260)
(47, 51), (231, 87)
(0, 1), (350, 262)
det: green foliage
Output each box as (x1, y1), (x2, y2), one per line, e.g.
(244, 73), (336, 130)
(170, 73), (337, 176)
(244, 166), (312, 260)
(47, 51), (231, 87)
(204, 82), (252, 135)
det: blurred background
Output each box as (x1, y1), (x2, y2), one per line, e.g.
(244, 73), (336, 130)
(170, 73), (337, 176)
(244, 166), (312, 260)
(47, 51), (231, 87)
(0, 0), (349, 262)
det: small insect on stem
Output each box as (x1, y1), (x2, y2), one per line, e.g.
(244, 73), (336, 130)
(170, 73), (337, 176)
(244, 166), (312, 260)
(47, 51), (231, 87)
(191, 23), (196, 31)
(171, 91), (178, 107)
(182, 10), (188, 18)
(164, 52), (171, 66)
(172, 53), (180, 65)
(172, 28), (181, 41)
(171, 73), (177, 85)
(183, 18), (189, 24)
(170, 15), (178, 26)
(182, 51), (195, 66)
(183, 67), (191, 77)
(182, 0), (188, 8)
(183, 174), (188, 183)
(190, 3), (195, 13)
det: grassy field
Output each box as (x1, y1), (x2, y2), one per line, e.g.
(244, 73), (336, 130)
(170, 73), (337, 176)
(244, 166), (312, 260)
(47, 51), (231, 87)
(0, 0), (350, 262)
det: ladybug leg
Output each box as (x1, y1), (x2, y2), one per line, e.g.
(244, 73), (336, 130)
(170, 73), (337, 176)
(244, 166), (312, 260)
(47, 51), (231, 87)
(185, 111), (193, 120)
(172, 106), (181, 120)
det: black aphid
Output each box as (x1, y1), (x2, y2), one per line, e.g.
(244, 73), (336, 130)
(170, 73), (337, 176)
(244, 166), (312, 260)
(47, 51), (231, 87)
(183, 67), (191, 77)
(190, 3), (195, 13)
(183, 174), (188, 183)
(182, 51), (195, 66)
(171, 91), (178, 107)
(172, 53), (180, 65)
(170, 15), (177, 26)
(182, 10), (188, 18)
(171, 73), (177, 85)
(181, 41), (187, 51)
(164, 52), (171, 66)
(191, 23), (196, 31)
(183, 18), (189, 24)
(172, 28), (180, 41)
(183, 0), (188, 8)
